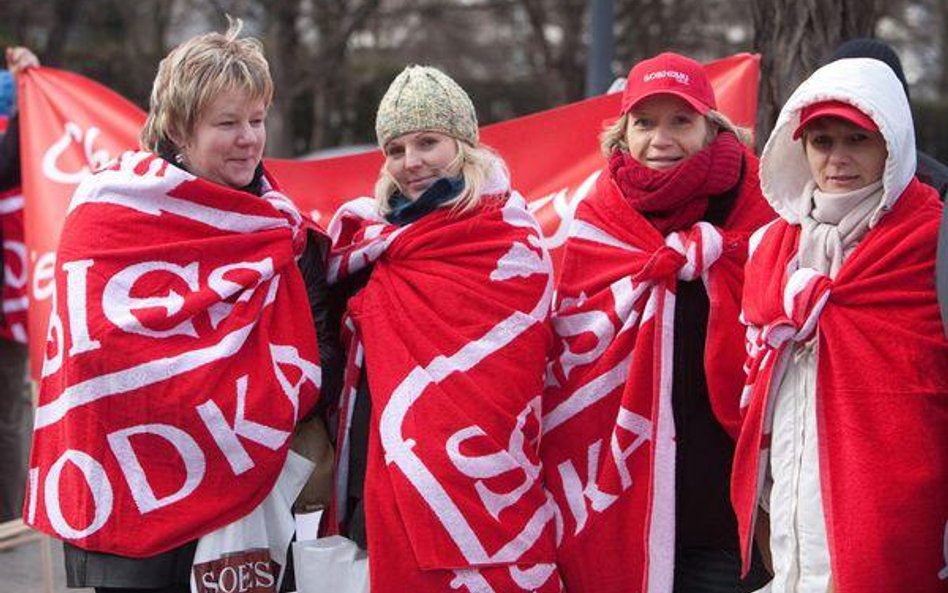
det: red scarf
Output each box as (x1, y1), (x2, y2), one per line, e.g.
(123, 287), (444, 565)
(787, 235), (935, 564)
(0, 187), (27, 342)
(27, 152), (321, 557)
(328, 193), (562, 593)
(609, 131), (744, 234)
(733, 178), (948, 592)
(542, 152), (773, 593)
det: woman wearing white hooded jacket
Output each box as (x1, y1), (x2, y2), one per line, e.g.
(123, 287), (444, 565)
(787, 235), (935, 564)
(730, 58), (948, 593)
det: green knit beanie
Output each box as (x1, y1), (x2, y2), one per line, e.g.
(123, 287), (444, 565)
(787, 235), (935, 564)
(375, 65), (478, 148)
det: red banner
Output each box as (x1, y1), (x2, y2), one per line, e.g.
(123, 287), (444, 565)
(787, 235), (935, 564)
(18, 53), (760, 378)
(1, 187), (28, 342)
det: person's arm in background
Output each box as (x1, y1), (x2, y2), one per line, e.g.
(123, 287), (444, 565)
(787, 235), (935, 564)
(0, 47), (39, 192)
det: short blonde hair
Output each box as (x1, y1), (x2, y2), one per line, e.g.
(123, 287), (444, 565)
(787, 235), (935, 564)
(599, 109), (752, 157)
(140, 17), (273, 154)
(374, 138), (507, 217)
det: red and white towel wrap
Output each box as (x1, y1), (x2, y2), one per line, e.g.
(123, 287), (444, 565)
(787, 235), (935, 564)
(26, 151), (322, 557)
(328, 189), (561, 593)
(542, 168), (773, 593)
(732, 178), (948, 592)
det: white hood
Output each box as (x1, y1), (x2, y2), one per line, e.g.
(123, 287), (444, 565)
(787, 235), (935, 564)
(759, 58), (916, 227)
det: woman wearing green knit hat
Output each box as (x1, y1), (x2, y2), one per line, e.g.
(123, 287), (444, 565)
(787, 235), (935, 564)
(323, 65), (562, 592)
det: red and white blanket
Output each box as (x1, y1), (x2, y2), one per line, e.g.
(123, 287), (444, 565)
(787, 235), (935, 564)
(732, 178), (948, 592)
(541, 163), (773, 593)
(26, 151), (322, 557)
(328, 191), (561, 593)
(0, 187), (28, 343)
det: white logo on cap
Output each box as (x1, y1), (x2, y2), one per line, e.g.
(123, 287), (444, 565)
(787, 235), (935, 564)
(643, 70), (690, 85)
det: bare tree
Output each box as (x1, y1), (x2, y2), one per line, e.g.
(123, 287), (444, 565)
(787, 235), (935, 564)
(306, 0), (382, 151)
(751, 0), (884, 149)
(515, 0), (587, 104)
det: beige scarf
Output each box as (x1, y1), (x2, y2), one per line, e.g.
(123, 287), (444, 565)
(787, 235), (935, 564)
(798, 179), (884, 278)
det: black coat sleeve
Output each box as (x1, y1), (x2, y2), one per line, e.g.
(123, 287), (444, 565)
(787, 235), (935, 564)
(297, 229), (344, 420)
(0, 114), (21, 192)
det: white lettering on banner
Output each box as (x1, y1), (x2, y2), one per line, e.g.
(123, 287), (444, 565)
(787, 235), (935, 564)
(41, 283), (65, 378)
(446, 398), (543, 521)
(510, 563), (558, 590)
(557, 440), (618, 535)
(68, 152), (289, 234)
(450, 569), (495, 593)
(552, 309), (614, 381)
(611, 278), (650, 335)
(450, 563), (558, 593)
(32, 251), (56, 301)
(543, 354), (632, 433)
(4, 240), (27, 289)
(0, 193), (23, 215)
(528, 171), (600, 251)
(379, 311), (553, 563)
(207, 259), (274, 330)
(270, 342), (321, 421)
(107, 423), (206, 514)
(34, 322), (256, 429)
(611, 408), (652, 490)
(196, 376), (290, 476)
(41, 122), (113, 185)
(102, 261), (201, 339)
(44, 449), (113, 539)
(490, 242), (545, 281)
(62, 259), (101, 355)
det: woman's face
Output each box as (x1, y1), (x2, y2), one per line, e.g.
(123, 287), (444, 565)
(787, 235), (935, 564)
(182, 88), (266, 189)
(624, 94), (710, 170)
(384, 131), (460, 200)
(803, 118), (887, 194)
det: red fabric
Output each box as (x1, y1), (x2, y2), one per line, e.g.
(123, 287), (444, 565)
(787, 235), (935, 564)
(609, 132), (744, 234)
(0, 187), (27, 342)
(328, 193), (561, 592)
(732, 178), (948, 592)
(621, 52), (717, 115)
(542, 152), (774, 593)
(26, 151), (321, 557)
(17, 56), (761, 377)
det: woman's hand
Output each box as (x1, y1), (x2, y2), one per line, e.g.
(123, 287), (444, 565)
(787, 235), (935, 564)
(5, 47), (40, 77)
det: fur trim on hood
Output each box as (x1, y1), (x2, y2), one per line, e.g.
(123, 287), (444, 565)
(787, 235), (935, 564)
(760, 58), (916, 227)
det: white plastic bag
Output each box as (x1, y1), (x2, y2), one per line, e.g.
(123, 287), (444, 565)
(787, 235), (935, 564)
(292, 535), (369, 593)
(190, 451), (315, 593)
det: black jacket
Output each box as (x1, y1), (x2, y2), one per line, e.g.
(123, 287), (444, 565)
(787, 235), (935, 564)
(918, 150), (948, 202)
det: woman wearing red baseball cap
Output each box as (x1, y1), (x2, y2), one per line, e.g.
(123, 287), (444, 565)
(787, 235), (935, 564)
(731, 58), (948, 593)
(541, 52), (774, 593)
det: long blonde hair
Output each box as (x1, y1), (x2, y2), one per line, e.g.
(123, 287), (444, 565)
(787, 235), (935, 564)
(374, 138), (508, 216)
(140, 17), (273, 155)
(599, 109), (752, 157)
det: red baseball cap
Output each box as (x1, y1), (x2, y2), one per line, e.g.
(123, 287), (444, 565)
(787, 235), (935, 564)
(621, 52), (716, 115)
(793, 100), (878, 139)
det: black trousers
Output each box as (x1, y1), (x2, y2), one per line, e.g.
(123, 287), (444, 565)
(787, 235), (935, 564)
(0, 339), (30, 521)
(674, 546), (772, 593)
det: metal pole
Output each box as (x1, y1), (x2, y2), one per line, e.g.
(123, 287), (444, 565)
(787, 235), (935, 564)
(585, 0), (615, 97)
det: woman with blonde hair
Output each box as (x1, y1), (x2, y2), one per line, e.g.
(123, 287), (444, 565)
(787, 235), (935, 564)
(326, 65), (561, 592)
(541, 52), (774, 592)
(27, 19), (333, 593)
